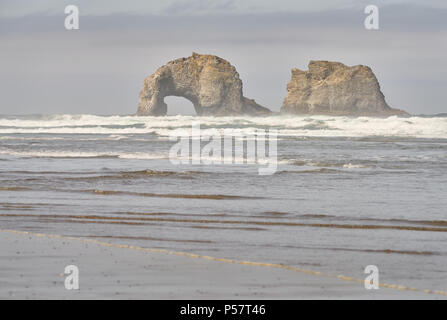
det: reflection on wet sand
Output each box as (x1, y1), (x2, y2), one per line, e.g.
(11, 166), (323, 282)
(2, 213), (447, 233)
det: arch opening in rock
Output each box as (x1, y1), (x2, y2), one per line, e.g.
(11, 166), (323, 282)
(165, 96), (197, 116)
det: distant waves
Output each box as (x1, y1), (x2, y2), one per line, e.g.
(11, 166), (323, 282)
(0, 114), (446, 138)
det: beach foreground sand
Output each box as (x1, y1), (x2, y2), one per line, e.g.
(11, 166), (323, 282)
(0, 229), (443, 299)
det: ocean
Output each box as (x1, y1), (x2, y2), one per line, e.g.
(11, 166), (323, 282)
(0, 113), (446, 292)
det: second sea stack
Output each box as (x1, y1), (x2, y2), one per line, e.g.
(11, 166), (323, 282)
(281, 61), (407, 116)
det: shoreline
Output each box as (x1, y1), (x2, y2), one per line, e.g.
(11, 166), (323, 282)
(0, 229), (444, 300)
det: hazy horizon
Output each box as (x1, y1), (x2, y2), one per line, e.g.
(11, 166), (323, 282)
(1, 0), (446, 115)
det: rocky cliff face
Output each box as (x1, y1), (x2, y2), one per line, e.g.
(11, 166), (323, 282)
(281, 61), (407, 116)
(137, 53), (271, 116)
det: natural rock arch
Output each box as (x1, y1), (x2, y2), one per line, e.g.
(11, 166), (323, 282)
(137, 53), (271, 116)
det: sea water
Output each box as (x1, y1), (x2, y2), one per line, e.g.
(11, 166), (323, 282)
(0, 113), (446, 292)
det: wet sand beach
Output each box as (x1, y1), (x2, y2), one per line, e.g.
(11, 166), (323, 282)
(0, 229), (444, 299)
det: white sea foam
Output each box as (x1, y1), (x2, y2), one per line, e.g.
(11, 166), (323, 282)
(0, 114), (446, 138)
(0, 150), (112, 158)
(0, 148), (277, 164)
(342, 163), (367, 169)
(117, 153), (167, 160)
(0, 149), (168, 160)
(108, 135), (129, 140)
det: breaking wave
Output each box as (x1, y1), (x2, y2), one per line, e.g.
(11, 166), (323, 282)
(0, 114), (446, 139)
(0, 150), (168, 159)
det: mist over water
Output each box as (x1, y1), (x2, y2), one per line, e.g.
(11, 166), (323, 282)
(1, 113), (446, 291)
(0, 114), (446, 138)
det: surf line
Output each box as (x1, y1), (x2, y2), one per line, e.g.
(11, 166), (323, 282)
(1, 228), (446, 297)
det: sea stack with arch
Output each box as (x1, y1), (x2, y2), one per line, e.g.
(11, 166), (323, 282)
(137, 53), (271, 116)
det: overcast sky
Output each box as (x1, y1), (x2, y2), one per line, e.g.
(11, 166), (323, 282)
(0, 0), (446, 115)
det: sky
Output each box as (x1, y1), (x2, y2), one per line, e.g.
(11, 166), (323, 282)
(0, 0), (446, 115)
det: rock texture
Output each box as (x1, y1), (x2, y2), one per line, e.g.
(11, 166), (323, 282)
(137, 53), (271, 116)
(281, 61), (407, 116)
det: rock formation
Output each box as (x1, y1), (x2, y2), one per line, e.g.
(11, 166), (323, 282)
(281, 61), (407, 116)
(137, 53), (271, 116)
